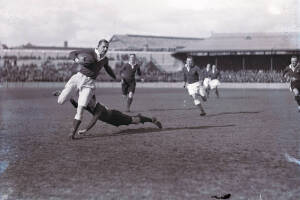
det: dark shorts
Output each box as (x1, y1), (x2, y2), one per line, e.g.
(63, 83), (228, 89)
(122, 81), (136, 95)
(107, 110), (132, 126)
(291, 80), (300, 90)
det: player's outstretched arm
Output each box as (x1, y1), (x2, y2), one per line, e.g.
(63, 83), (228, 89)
(104, 64), (117, 80)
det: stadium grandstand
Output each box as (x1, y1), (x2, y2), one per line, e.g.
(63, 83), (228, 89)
(173, 32), (300, 71)
(0, 32), (299, 82)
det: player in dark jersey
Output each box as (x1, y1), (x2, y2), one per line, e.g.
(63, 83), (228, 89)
(208, 65), (221, 98)
(55, 39), (116, 139)
(203, 64), (212, 96)
(283, 56), (300, 112)
(67, 95), (162, 137)
(183, 56), (207, 116)
(119, 54), (142, 112)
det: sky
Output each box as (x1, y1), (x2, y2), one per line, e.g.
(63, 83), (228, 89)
(0, 0), (299, 47)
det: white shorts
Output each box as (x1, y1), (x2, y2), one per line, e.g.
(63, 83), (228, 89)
(187, 82), (200, 95)
(203, 78), (211, 89)
(209, 79), (220, 89)
(59, 72), (95, 107)
(203, 78), (220, 90)
(186, 82), (206, 96)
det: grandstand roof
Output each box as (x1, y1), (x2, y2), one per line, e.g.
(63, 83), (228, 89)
(174, 32), (300, 55)
(11, 43), (91, 51)
(109, 34), (204, 51)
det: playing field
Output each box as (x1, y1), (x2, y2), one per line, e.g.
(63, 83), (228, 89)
(1, 87), (300, 200)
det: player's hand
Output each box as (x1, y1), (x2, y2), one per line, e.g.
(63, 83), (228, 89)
(183, 84), (186, 88)
(78, 129), (88, 135)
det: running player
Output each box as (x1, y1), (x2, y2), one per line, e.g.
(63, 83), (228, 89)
(203, 63), (211, 97)
(119, 54), (141, 112)
(209, 65), (221, 98)
(55, 39), (116, 139)
(183, 56), (207, 116)
(283, 56), (300, 112)
(69, 95), (162, 137)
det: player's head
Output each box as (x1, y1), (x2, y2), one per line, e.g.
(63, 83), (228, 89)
(206, 63), (211, 71)
(129, 54), (136, 64)
(291, 56), (298, 67)
(97, 39), (109, 56)
(212, 65), (217, 71)
(186, 56), (194, 67)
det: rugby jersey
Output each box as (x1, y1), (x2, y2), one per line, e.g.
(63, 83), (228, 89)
(69, 49), (111, 80)
(120, 63), (141, 82)
(210, 70), (220, 79)
(183, 65), (203, 84)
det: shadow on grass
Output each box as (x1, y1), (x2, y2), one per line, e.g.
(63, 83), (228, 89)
(77, 124), (236, 140)
(206, 111), (261, 118)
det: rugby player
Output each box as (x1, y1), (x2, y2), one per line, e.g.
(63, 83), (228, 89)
(183, 56), (207, 116)
(208, 65), (221, 98)
(119, 54), (141, 112)
(55, 39), (116, 139)
(203, 63), (212, 97)
(69, 95), (162, 137)
(283, 56), (300, 112)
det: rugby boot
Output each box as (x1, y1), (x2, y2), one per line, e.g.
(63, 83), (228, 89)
(152, 117), (163, 129)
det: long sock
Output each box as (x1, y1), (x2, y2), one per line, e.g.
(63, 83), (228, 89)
(295, 96), (300, 106)
(127, 98), (133, 110)
(215, 88), (219, 97)
(197, 104), (206, 114)
(71, 119), (81, 137)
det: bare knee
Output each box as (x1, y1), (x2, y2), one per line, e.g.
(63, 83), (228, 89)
(75, 106), (84, 120)
(293, 88), (299, 96)
(57, 96), (65, 105)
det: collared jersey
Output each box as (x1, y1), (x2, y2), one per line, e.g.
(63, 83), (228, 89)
(210, 70), (220, 79)
(69, 49), (109, 80)
(183, 65), (203, 84)
(120, 63), (141, 82)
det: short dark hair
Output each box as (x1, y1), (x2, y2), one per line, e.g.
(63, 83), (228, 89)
(98, 39), (109, 47)
(291, 55), (298, 60)
(186, 56), (193, 60)
(129, 53), (136, 57)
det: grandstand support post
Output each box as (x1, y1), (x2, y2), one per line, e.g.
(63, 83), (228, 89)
(215, 57), (218, 67)
(270, 56), (273, 71)
(242, 56), (245, 70)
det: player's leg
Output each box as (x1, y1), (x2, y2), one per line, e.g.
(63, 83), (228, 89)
(57, 75), (77, 104)
(203, 78), (210, 98)
(293, 88), (300, 112)
(210, 79), (220, 98)
(198, 85), (207, 102)
(126, 82), (136, 112)
(122, 82), (130, 111)
(69, 87), (93, 139)
(215, 87), (219, 98)
(130, 114), (162, 128)
(191, 94), (206, 116)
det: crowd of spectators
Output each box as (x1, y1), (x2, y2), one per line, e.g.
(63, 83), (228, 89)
(0, 58), (287, 83)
